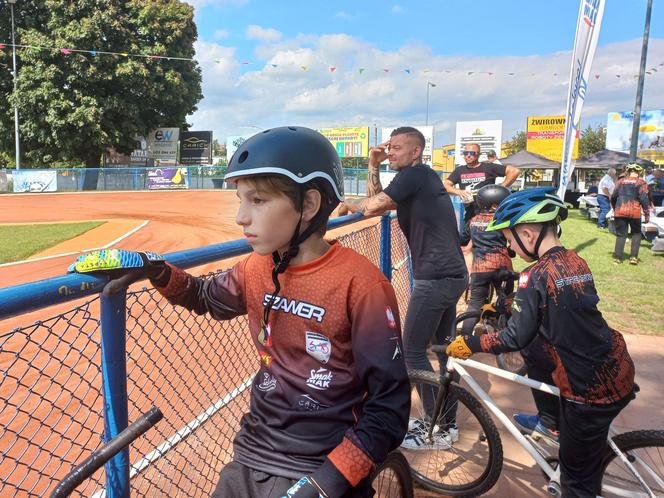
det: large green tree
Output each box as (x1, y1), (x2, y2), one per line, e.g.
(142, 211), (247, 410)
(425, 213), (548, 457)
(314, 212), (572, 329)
(0, 0), (202, 172)
(504, 130), (527, 155)
(578, 124), (607, 159)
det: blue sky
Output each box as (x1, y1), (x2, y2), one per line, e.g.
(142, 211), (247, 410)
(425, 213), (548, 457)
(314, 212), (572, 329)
(186, 0), (664, 147)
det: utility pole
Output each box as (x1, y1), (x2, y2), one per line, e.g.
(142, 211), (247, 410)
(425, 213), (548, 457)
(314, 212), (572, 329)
(9, 0), (21, 169)
(629, 0), (653, 162)
(426, 81), (436, 126)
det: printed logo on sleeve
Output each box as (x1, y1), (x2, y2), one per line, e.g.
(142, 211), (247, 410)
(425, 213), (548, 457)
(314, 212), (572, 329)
(305, 331), (331, 364)
(297, 394), (329, 412)
(259, 352), (272, 368)
(390, 336), (403, 360)
(518, 272), (530, 288)
(306, 367), (333, 390)
(385, 306), (396, 329)
(256, 372), (277, 392)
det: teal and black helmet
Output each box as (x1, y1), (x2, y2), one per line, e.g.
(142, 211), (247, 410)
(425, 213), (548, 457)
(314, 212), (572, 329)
(486, 188), (568, 232)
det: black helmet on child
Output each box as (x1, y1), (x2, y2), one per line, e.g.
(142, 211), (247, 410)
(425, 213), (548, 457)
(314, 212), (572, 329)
(225, 126), (344, 202)
(225, 126), (345, 328)
(476, 184), (511, 209)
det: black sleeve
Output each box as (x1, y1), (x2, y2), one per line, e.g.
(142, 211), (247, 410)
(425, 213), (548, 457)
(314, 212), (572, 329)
(447, 166), (461, 185)
(467, 274), (541, 354)
(459, 220), (471, 246)
(490, 162), (507, 177)
(611, 181), (620, 207)
(383, 167), (420, 204)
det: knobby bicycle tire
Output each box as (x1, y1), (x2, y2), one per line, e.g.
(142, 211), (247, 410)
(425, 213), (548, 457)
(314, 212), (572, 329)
(600, 429), (664, 498)
(402, 370), (503, 497)
(370, 450), (414, 498)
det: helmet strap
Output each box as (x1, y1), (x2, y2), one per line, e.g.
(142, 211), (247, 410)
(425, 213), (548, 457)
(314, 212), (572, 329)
(510, 223), (551, 260)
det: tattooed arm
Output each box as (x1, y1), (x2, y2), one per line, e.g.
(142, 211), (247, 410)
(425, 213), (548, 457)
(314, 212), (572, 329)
(342, 192), (398, 217)
(367, 142), (389, 197)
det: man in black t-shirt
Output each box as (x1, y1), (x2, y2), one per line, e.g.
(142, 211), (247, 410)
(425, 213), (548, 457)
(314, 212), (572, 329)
(339, 127), (468, 448)
(444, 143), (520, 221)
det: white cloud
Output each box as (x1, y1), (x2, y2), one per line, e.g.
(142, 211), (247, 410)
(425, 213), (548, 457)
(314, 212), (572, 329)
(213, 29), (230, 40)
(391, 5), (404, 14)
(188, 35), (664, 148)
(335, 10), (359, 20)
(246, 25), (283, 43)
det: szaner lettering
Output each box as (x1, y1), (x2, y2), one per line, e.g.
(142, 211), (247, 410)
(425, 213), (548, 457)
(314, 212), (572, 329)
(263, 294), (326, 322)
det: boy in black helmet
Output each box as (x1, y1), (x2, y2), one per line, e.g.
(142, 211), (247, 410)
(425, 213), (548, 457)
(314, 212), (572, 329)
(70, 127), (410, 498)
(458, 184), (514, 336)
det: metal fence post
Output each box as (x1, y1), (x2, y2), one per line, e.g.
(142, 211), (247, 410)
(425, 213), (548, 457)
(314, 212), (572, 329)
(380, 214), (392, 281)
(100, 289), (130, 498)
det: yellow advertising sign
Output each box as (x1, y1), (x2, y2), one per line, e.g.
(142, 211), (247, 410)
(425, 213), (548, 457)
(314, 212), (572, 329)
(527, 116), (579, 163)
(318, 127), (369, 158)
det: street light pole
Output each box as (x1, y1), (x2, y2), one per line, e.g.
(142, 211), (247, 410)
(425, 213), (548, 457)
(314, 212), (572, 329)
(425, 81), (436, 126)
(9, 0), (20, 170)
(629, 0), (653, 162)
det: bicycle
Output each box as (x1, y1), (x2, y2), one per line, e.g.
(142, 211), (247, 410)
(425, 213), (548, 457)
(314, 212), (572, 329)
(458, 269), (526, 375)
(401, 347), (664, 497)
(48, 406), (413, 498)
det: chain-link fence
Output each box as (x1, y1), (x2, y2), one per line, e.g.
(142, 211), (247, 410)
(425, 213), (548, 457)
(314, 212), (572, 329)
(0, 217), (412, 497)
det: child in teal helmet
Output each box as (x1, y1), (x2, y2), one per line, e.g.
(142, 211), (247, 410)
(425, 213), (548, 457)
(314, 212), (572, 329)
(447, 188), (636, 498)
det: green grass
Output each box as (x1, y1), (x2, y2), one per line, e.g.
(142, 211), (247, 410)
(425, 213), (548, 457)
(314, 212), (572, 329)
(0, 221), (103, 264)
(511, 210), (664, 336)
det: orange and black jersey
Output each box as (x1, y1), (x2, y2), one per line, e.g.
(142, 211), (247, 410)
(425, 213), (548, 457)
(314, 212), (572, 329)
(611, 177), (649, 219)
(466, 246), (635, 405)
(153, 241), (410, 496)
(459, 210), (513, 274)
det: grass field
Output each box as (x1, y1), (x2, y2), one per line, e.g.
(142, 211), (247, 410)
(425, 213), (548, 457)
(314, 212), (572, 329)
(0, 221), (103, 264)
(511, 210), (664, 336)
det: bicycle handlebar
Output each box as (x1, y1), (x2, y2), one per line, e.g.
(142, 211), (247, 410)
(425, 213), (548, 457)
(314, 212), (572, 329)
(49, 407), (163, 498)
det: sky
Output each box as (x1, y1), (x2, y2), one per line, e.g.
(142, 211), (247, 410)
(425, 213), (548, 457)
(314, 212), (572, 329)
(185, 0), (664, 147)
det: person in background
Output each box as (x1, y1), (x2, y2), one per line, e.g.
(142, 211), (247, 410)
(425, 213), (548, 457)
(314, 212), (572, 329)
(458, 184), (513, 336)
(444, 143), (520, 224)
(597, 168), (616, 229)
(486, 150), (502, 165)
(611, 163), (651, 265)
(649, 169), (664, 207)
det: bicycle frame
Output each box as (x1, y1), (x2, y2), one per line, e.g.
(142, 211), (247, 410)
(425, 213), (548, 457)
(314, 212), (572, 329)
(442, 356), (658, 498)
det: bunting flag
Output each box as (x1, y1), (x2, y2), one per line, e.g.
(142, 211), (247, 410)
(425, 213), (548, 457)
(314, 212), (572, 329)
(0, 41), (661, 80)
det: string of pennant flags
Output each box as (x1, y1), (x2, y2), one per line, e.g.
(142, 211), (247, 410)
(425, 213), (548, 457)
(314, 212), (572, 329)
(1, 41), (663, 79)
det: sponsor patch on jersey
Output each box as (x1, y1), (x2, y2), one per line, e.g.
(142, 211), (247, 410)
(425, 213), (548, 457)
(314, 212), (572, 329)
(263, 294), (326, 323)
(306, 367), (333, 390)
(297, 394), (329, 412)
(385, 306), (396, 329)
(258, 322), (272, 347)
(305, 331), (331, 364)
(256, 372), (277, 392)
(259, 351), (272, 368)
(518, 272), (530, 288)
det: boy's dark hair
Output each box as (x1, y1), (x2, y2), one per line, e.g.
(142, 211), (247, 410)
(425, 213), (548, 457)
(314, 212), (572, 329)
(391, 127), (426, 152)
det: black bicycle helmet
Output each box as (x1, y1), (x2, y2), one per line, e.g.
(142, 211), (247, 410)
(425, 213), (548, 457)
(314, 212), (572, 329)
(476, 184), (511, 210)
(226, 126), (344, 201)
(225, 126), (345, 328)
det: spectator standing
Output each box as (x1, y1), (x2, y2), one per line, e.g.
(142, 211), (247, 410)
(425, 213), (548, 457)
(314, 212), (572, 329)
(444, 143), (520, 223)
(597, 168), (616, 229)
(611, 163), (651, 265)
(486, 149), (502, 165)
(649, 169), (664, 207)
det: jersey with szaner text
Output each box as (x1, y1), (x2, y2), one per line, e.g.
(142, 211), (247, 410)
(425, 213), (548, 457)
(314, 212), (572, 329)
(611, 177), (649, 219)
(466, 246), (635, 405)
(153, 241), (410, 495)
(459, 210), (513, 274)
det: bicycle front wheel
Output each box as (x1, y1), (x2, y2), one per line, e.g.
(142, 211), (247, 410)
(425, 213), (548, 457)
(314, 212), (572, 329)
(402, 370), (503, 496)
(600, 429), (664, 498)
(370, 450), (414, 498)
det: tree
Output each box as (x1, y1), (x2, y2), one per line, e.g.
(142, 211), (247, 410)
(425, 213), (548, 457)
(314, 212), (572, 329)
(504, 131), (527, 155)
(0, 0), (202, 177)
(578, 124), (606, 159)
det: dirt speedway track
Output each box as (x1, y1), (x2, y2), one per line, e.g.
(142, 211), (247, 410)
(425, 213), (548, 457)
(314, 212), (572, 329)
(0, 190), (661, 497)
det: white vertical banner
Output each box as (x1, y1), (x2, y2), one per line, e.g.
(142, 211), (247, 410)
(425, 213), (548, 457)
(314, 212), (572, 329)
(557, 0), (605, 198)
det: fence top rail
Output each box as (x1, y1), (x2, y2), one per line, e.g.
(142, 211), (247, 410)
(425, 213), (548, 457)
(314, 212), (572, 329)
(0, 213), (365, 321)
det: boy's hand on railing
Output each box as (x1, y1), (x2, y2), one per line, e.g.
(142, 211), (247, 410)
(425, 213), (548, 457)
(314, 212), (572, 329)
(68, 249), (168, 296)
(446, 336), (473, 359)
